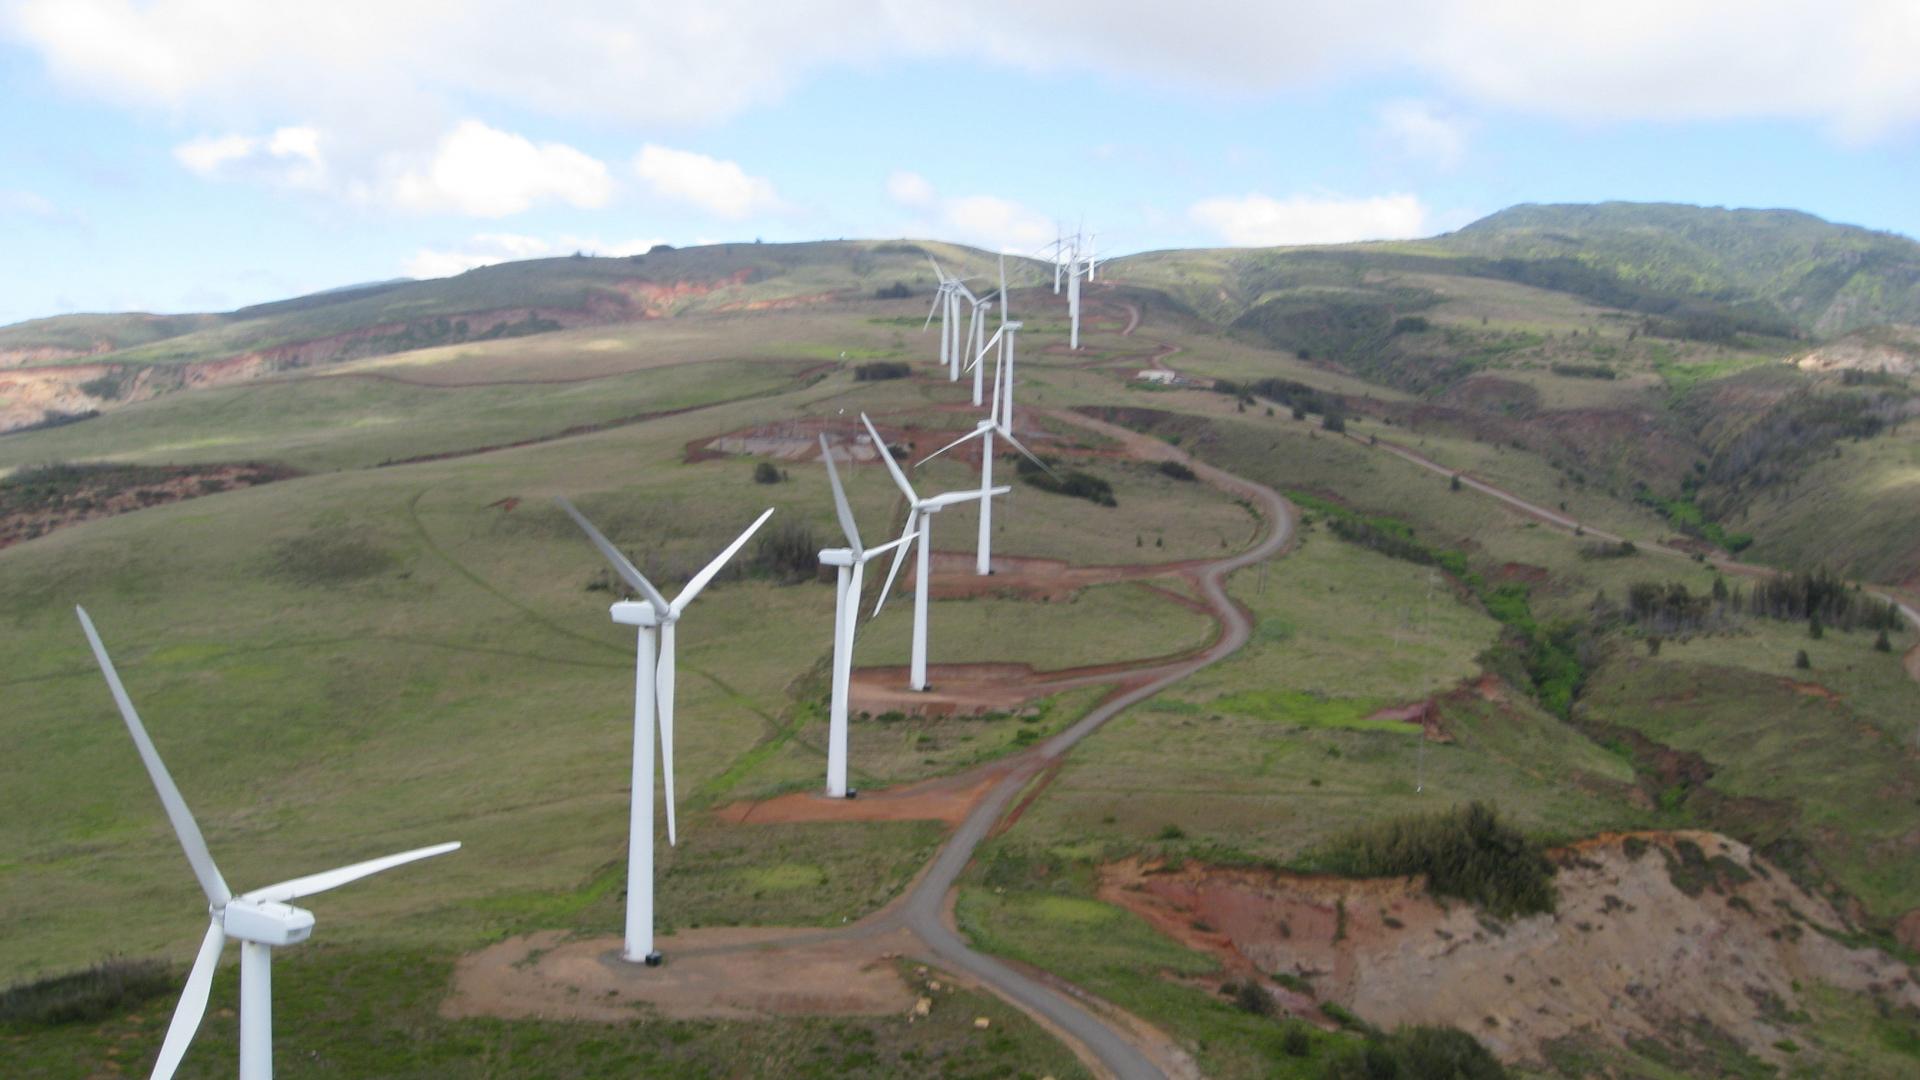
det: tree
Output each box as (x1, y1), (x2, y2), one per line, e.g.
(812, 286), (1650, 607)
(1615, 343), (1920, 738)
(1875, 629), (1893, 653)
(753, 462), (781, 484)
(1450, 474), (1463, 492)
(1808, 615), (1824, 640)
(1795, 649), (1811, 669)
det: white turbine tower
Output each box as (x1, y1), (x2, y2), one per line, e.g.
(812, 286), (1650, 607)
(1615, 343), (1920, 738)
(75, 606), (459, 1080)
(864, 414), (1007, 692)
(924, 258), (959, 377)
(557, 498), (773, 964)
(817, 434), (916, 795)
(917, 346), (1053, 576)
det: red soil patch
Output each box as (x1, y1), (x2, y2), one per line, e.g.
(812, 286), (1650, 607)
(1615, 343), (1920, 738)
(1493, 561), (1550, 584)
(487, 496), (521, 512)
(1363, 698), (1452, 742)
(1782, 678), (1840, 700)
(1, 462), (299, 550)
(1096, 833), (1920, 1067)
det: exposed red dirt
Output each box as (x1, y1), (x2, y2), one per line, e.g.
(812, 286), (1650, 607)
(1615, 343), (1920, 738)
(1098, 832), (1920, 1070)
(0, 462), (299, 550)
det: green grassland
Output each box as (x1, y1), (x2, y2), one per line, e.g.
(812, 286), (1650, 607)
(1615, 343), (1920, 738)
(3, 211), (1919, 1075)
(3, 948), (1088, 1079)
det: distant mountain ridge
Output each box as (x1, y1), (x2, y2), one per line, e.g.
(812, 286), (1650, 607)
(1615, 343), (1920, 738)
(1436, 202), (1920, 336)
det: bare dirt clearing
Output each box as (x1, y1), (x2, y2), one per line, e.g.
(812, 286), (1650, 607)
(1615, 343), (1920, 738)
(444, 927), (919, 1022)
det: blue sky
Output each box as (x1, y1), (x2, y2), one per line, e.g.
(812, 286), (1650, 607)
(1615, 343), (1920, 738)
(4, 1), (1919, 327)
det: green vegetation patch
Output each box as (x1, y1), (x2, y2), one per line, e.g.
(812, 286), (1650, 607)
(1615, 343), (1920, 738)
(1303, 802), (1557, 918)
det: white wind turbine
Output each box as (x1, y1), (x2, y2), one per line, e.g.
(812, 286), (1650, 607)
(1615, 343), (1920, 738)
(75, 606), (459, 1080)
(925, 257), (973, 383)
(864, 413), (1008, 692)
(968, 254), (1026, 428)
(816, 434), (916, 794)
(917, 340), (1053, 576)
(557, 497), (773, 964)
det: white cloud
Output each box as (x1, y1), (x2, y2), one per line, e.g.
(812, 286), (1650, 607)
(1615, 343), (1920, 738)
(631, 145), (779, 219)
(886, 170), (935, 207)
(1377, 99), (1469, 170)
(886, 174), (1052, 251)
(0, 189), (61, 219)
(1188, 193), (1430, 247)
(403, 232), (663, 279)
(388, 121), (613, 217)
(173, 125), (327, 188)
(11, 3), (1920, 140)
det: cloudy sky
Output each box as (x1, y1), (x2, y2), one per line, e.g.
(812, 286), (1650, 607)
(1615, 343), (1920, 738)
(5, 1), (1920, 325)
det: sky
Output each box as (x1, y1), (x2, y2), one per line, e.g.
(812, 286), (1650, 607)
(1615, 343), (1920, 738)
(4, 1), (1920, 327)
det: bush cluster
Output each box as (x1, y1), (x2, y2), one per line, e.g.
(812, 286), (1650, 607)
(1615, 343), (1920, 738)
(1308, 802), (1556, 918)
(1, 959), (175, 1029)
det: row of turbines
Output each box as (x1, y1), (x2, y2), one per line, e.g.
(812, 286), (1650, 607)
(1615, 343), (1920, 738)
(75, 241), (1082, 1079)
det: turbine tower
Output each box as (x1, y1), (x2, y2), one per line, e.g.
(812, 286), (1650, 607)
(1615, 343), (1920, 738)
(864, 413), (1007, 691)
(924, 258), (959, 377)
(76, 607), (459, 1080)
(557, 498), (773, 964)
(817, 434), (916, 793)
(918, 346), (1053, 576)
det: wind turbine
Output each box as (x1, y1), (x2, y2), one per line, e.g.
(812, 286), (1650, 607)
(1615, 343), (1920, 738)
(75, 606), (459, 1080)
(917, 344), (1053, 576)
(556, 497), (773, 964)
(817, 434), (916, 794)
(864, 414), (1007, 692)
(924, 258), (959, 376)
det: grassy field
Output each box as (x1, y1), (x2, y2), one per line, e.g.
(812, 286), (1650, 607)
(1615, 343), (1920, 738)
(3, 230), (1917, 1076)
(0, 947), (1087, 1079)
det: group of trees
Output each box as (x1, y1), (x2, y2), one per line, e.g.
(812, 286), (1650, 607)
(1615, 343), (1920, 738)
(1607, 568), (1902, 638)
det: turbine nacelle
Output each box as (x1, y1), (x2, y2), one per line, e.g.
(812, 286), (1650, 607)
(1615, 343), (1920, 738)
(609, 600), (662, 627)
(221, 899), (315, 947)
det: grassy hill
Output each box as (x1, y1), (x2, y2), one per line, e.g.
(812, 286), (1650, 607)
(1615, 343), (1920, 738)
(1438, 202), (1920, 336)
(1, 203), (1918, 1077)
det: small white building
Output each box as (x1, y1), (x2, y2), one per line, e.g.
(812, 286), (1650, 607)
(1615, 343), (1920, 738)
(1135, 369), (1179, 385)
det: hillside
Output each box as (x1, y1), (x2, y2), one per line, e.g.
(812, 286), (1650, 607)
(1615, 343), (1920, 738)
(1438, 202), (1920, 336)
(0, 209), (1917, 1077)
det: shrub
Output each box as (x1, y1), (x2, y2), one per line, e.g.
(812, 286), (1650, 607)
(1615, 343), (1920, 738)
(1281, 1022), (1313, 1057)
(1157, 460), (1196, 481)
(1795, 649), (1811, 669)
(1308, 802), (1556, 918)
(873, 281), (913, 299)
(0, 959), (175, 1028)
(1319, 1025), (1508, 1079)
(1876, 629), (1893, 653)
(1157, 824), (1186, 841)
(1226, 979), (1273, 1016)
(752, 461), (782, 484)
(853, 361), (911, 381)
(750, 520), (819, 583)
(1322, 412), (1347, 433)
(1017, 456), (1116, 506)
(1450, 474), (1463, 492)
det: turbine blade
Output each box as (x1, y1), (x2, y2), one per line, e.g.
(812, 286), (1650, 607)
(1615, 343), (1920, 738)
(923, 289), (941, 330)
(554, 497), (670, 615)
(818, 434), (863, 555)
(872, 515), (917, 617)
(670, 507), (775, 616)
(860, 414), (917, 501)
(151, 921), (224, 1080)
(846, 559), (867, 645)
(241, 842), (461, 904)
(658, 622), (677, 847)
(999, 253), (1009, 324)
(916, 426), (985, 467)
(75, 607), (231, 908)
(859, 530), (917, 561)
(998, 428), (1057, 478)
